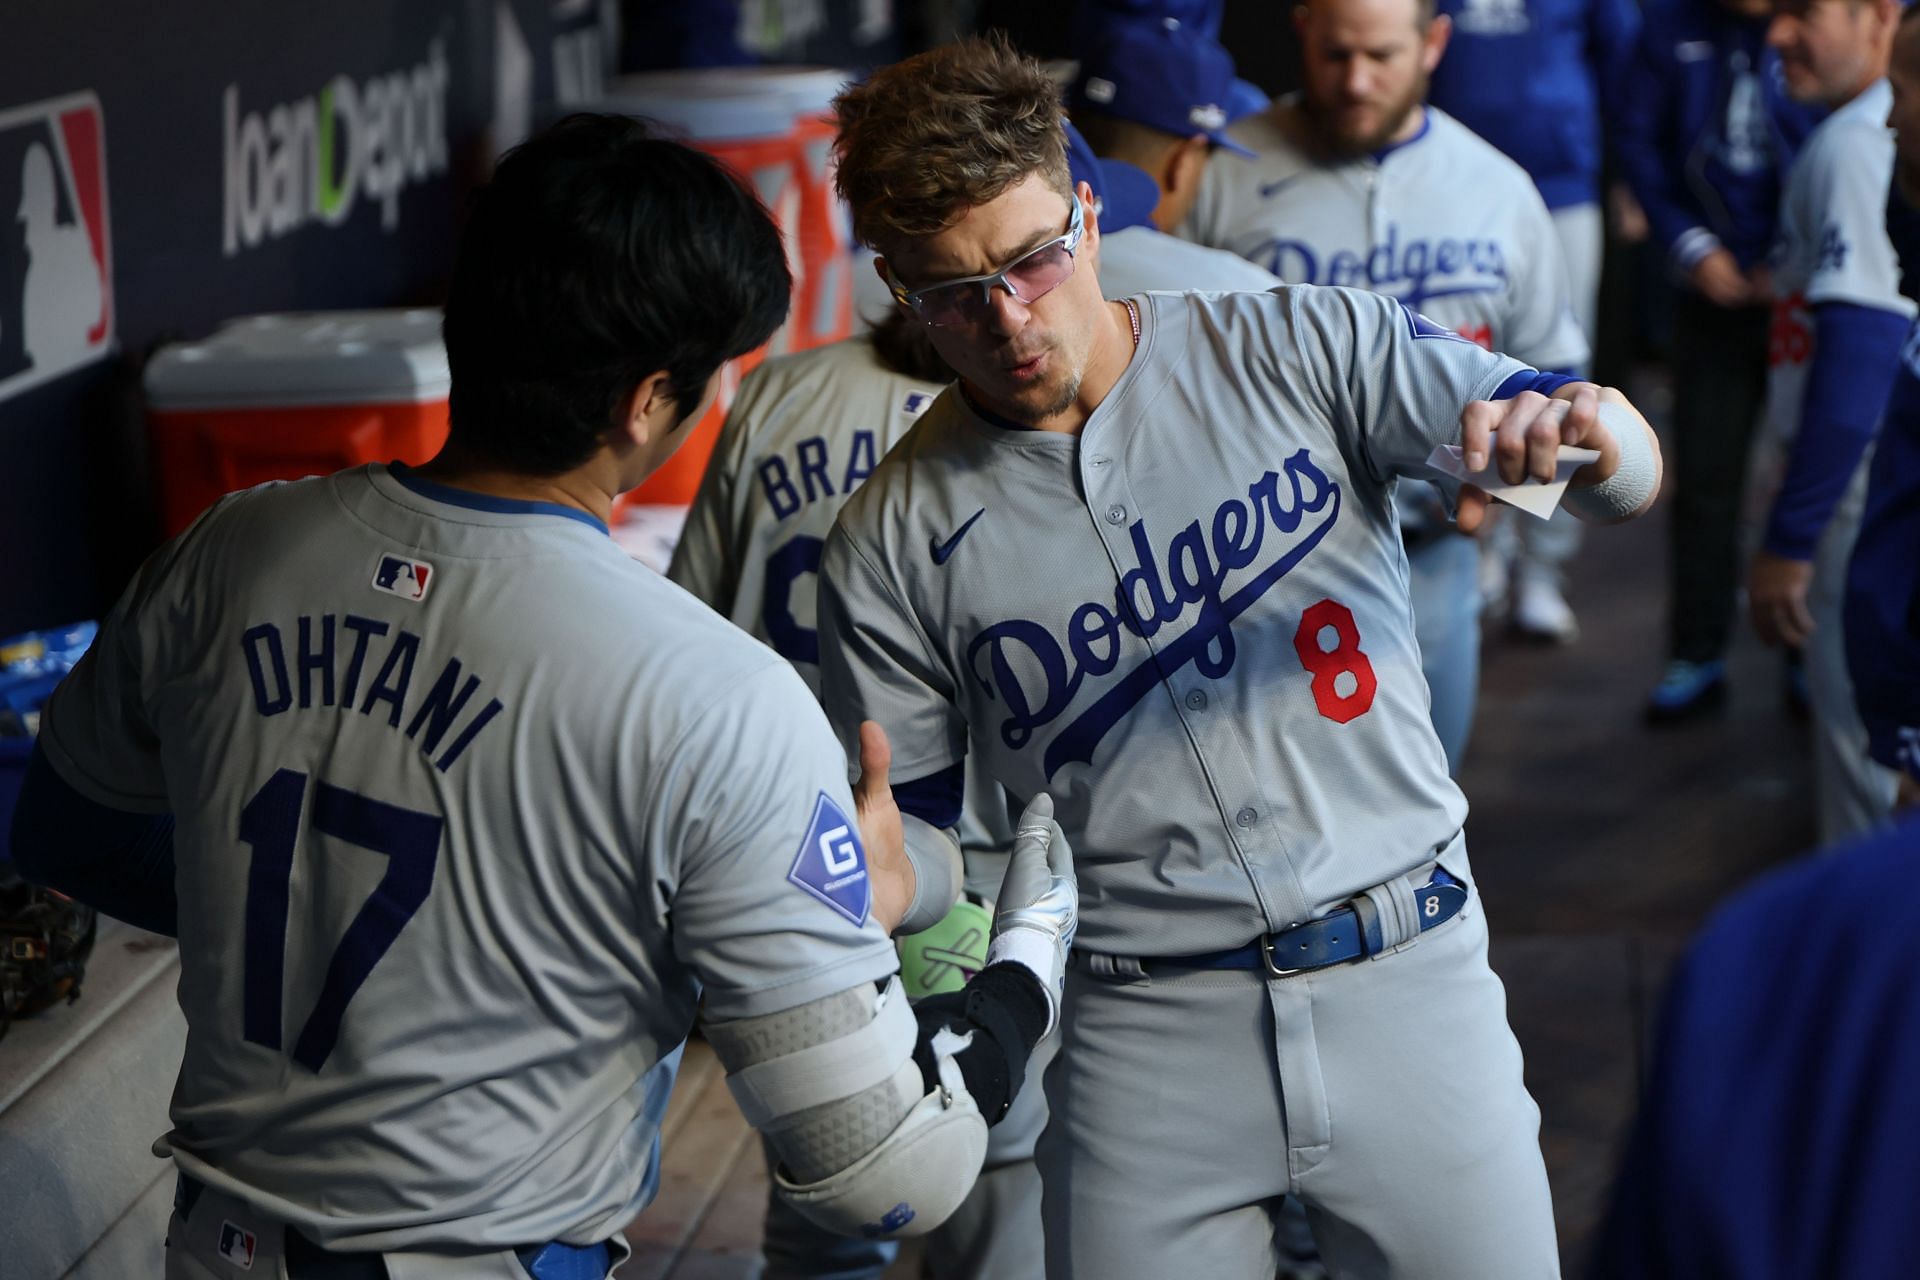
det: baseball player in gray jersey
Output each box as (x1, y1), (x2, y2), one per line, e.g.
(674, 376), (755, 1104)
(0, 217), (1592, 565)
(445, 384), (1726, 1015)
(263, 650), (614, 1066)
(1065, 15), (1285, 298)
(1181, 0), (1589, 769)
(821, 39), (1661, 1279)
(7, 117), (1076, 1280)
(670, 314), (1049, 1280)
(1748, 0), (1912, 843)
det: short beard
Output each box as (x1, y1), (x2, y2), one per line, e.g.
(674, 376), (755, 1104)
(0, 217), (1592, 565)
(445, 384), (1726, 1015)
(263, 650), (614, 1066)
(1303, 76), (1427, 160)
(1028, 369), (1083, 422)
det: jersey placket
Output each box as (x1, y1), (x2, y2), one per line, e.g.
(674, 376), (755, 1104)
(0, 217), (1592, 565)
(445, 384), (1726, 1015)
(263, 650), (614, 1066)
(1074, 414), (1312, 936)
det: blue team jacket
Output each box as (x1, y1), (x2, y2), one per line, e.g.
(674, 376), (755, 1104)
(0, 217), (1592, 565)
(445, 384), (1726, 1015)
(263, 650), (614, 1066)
(1426, 0), (1641, 211)
(1613, 0), (1822, 271)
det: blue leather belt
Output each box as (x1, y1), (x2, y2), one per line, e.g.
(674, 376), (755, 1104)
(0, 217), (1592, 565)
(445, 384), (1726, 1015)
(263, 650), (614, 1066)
(176, 1174), (613, 1279)
(1147, 868), (1467, 977)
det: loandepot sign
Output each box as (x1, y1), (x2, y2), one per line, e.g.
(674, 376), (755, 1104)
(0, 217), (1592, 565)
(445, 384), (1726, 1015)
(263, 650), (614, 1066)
(222, 39), (450, 256)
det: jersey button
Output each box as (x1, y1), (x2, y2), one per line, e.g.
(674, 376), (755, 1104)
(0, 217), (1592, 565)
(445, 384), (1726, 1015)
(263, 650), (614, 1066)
(1186, 689), (1208, 710)
(1235, 806), (1258, 828)
(1106, 504), (1127, 525)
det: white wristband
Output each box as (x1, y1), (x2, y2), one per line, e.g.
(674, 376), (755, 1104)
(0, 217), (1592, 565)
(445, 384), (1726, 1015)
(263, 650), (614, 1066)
(1562, 402), (1657, 523)
(985, 925), (1062, 1038)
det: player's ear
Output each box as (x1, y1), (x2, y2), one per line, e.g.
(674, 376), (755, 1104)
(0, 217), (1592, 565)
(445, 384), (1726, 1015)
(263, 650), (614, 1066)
(621, 370), (677, 447)
(1423, 13), (1452, 69)
(1167, 136), (1209, 195)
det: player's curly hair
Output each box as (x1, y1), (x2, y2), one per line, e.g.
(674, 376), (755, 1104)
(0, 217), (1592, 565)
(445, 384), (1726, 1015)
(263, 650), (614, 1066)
(832, 35), (1072, 253)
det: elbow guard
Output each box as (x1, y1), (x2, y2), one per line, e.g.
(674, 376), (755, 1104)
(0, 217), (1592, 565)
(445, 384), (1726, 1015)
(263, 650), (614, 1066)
(704, 977), (988, 1240)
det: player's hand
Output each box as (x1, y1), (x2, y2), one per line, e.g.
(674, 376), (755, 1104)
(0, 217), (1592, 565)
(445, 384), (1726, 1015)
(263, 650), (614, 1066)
(1745, 263), (1775, 304)
(1455, 385), (1611, 533)
(1690, 248), (1751, 308)
(853, 721), (913, 933)
(985, 794), (1078, 1035)
(1748, 550), (1816, 649)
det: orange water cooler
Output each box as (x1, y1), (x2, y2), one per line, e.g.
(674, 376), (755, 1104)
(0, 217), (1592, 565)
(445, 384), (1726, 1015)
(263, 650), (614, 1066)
(143, 310), (450, 537)
(592, 68), (855, 512)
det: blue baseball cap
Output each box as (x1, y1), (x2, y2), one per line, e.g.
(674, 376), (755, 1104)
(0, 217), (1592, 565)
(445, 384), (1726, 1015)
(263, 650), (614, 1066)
(1062, 118), (1161, 234)
(1070, 15), (1258, 159)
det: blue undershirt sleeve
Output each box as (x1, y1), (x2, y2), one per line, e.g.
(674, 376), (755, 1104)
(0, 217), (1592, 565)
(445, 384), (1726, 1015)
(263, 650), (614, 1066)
(1763, 302), (1910, 560)
(891, 760), (965, 831)
(9, 743), (178, 937)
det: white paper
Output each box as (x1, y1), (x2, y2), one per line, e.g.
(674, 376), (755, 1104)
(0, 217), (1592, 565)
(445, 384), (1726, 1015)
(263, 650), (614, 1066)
(1424, 444), (1602, 520)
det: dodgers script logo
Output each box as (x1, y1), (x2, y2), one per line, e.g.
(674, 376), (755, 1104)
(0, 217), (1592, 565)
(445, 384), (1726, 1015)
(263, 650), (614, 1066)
(969, 450), (1340, 779)
(0, 91), (113, 402)
(1251, 223), (1508, 312)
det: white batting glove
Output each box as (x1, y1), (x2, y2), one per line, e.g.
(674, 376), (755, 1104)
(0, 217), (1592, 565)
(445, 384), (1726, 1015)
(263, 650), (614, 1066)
(985, 793), (1077, 1037)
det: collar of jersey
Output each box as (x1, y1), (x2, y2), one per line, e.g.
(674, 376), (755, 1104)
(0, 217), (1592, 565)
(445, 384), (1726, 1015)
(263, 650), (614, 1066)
(954, 295), (1159, 445)
(1369, 108), (1432, 165)
(958, 385), (1039, 433)
(384, 462), (609, 534)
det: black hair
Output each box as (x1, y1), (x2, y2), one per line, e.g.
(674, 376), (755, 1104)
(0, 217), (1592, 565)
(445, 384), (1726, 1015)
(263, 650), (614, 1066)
(443, 114), (791, 474)
(868, 308), (956, 384)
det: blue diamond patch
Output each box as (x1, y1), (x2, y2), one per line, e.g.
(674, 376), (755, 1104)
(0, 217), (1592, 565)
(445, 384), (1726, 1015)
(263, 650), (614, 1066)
(788, 792), (870, 926)
(1402, 306), (1469, 342)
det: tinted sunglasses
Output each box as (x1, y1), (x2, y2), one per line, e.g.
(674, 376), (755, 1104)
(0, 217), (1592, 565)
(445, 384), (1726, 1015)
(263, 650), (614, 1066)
(886, 199), (1085, 327)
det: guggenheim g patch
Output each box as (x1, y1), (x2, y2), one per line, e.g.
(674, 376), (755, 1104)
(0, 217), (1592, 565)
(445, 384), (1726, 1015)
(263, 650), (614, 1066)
(788, 792), (870, 926)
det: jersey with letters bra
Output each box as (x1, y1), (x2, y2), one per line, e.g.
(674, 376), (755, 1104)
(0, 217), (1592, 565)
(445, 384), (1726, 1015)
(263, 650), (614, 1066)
(668, 335), (1020, 896)
(1766, 80), (1915, 445)
(1182, 99), (1589, 373)
(37, 465), (896, 1251)
(817, 286), (1541, 957)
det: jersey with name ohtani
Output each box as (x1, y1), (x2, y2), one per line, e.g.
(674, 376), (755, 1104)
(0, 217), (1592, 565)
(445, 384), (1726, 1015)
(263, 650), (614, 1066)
(38, 465), (895, 1251)
(1183, 100), (1588, 372)
(818, 287), (1533, 956)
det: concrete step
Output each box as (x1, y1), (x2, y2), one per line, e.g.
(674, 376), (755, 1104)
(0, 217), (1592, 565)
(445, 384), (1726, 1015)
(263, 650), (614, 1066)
(0, 918), (182, 1280)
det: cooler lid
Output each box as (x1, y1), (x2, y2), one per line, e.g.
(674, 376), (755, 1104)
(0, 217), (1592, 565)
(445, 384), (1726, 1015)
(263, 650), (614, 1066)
(689, 66), (856, 116)
(144, 309), (450, 409)
(596, 72), (805, 141)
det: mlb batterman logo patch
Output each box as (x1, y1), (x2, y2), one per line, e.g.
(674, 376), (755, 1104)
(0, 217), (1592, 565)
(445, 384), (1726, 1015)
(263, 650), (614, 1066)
(217, 1220), (257, 1269)
(371, 553), (434, 602)
(0, 91), (114, 404)
(788, 793), (870, 926)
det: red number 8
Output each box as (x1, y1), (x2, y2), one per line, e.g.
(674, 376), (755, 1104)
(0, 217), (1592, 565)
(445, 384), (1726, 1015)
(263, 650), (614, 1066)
(1293, 599), (1378, 723)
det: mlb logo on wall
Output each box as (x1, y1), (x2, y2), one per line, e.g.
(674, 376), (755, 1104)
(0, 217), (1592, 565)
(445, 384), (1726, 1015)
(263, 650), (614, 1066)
(217, 1220), (257, 1269)
(372, 553), (434, 602)
(0, 92), (113, 402)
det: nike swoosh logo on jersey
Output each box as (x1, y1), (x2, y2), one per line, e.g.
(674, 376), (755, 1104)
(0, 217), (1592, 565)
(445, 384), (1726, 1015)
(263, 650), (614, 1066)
(931, 508), (986, 565)
(1258, 175), (1306, 199)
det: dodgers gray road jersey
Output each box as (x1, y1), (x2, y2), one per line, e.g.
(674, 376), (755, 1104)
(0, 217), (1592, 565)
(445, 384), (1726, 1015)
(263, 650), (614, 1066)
(1184, 100), (1588, 372)
(671, 336), (941, 695)
(39, 466), (897, 1252)
(668, 336), (1018, 893)
(819, 287), (1536, 956)
(1097, 226), (1284, 299)
(1768, 80), (1916, 443)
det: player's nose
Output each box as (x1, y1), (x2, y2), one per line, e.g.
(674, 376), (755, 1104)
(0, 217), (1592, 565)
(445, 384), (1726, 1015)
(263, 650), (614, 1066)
(982, 284), (1031, 337)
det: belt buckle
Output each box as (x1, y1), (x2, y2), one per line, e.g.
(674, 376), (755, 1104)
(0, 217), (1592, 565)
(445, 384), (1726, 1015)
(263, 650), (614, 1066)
(1258, 933), (1308, 979)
